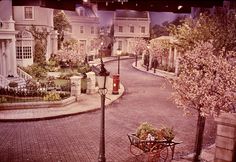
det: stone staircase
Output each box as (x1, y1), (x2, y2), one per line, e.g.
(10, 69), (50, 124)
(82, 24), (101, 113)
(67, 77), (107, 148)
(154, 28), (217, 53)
(6, 77), (26, 87)
(0, 76), (26, 88)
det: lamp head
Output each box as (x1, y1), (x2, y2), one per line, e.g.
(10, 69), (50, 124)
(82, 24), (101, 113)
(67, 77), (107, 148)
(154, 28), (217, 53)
(97, 59), (110, 89)
(117, 48), (122, 56)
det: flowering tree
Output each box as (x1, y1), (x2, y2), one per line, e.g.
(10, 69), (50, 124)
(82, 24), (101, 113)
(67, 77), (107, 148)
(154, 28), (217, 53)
(168, 12), (236, 56)
(129, 38), (147, 55)
(149, 38), (169, 66)
(129, 38), (147, 66)
(55, 38), (85, 67)
(171, 41), (236, 161)
(53, 10), (70, 50)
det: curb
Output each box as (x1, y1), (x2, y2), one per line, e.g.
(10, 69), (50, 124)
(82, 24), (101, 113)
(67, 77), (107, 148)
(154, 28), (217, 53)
(132, 61), (176, 79)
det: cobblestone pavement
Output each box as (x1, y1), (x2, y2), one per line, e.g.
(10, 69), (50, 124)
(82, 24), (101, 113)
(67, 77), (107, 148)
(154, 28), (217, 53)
(0, 59), (216, 162)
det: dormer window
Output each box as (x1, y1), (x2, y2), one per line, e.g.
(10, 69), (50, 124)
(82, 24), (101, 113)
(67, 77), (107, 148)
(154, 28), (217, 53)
(79, 9), (84, 16)
(24, 7), (34, 20)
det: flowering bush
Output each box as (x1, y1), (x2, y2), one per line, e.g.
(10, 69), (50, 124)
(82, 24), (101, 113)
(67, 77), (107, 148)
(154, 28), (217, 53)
(161, 127), (175, 141)
(43, 92), (61, 101)
(149, 38), (170, 66)
(135, 122), (175, 141)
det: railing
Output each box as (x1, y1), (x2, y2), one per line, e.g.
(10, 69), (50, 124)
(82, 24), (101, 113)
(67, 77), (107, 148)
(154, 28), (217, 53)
(0, 82), (71, 103)
(0, 75), (10, 87)
(17, 67), (33, 81)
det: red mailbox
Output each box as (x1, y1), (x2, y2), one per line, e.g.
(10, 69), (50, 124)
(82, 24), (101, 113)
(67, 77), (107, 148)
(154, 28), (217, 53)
(112, 74), (120, 95)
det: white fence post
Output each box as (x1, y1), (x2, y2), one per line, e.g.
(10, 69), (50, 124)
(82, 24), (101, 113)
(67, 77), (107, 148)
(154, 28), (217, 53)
(70, 76), (82, 99)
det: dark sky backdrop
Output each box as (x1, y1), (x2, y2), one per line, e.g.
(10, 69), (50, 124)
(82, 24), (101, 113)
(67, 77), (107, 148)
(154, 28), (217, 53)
(97, 11), (189, 27)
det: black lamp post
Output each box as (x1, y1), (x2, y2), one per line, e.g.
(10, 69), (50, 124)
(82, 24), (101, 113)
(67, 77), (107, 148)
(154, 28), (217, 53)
(117, 48), (122, 75)
(146, 45), (150, 71)
(97, 58), (110, 162)
(135, 52), (138, 67)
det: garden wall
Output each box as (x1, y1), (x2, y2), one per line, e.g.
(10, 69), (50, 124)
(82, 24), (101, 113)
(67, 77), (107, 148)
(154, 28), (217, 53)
(215, 113), (236, 162)
(0, 96), (76, 110)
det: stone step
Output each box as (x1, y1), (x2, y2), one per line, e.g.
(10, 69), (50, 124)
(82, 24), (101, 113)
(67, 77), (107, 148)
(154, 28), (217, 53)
(5, 77), (26, 87)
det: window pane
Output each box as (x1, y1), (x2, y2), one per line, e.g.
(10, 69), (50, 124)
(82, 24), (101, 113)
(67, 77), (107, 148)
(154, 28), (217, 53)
(91, 26), (94, 34)
(118, 41), (122, 50)
(119, 26), (123, 32)
(24, 7), (33, 19)
(130, 26), (134, 33)
(23, 46), (32, 59)
(16, 46), (22, 59)
(141, 26), (145, 33)
(80, 26), (84, 33)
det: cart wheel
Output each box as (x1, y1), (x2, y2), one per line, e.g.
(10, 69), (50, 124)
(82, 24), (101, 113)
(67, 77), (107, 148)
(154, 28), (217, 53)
(148, 146), (169, 162)
(130, 144), (144, 156)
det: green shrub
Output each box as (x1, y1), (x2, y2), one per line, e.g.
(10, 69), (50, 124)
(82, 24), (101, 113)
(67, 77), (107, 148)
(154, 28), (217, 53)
(59, 93), (70, 99)
(8, 81), (18, 88)
(34, 41), (46, 65)
(22, 64), (47, 79)
(77, 64), (91, 74)
(43, 92), (61, 101)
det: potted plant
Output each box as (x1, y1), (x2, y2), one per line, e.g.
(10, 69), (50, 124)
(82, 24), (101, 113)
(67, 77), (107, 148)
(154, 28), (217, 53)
(136, 122), (157, 140)
(160, 127), (175, 141)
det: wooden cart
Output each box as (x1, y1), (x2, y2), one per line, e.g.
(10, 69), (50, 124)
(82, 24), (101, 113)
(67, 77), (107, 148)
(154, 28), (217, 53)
(127, 133), (181, 162)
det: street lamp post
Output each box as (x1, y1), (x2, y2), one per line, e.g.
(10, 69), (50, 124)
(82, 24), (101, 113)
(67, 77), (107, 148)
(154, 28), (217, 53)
(135, 52), (138, 67)
(97, 58), (110, 162)
(146, 45), (150, 71)
(117, 48), (122, 75)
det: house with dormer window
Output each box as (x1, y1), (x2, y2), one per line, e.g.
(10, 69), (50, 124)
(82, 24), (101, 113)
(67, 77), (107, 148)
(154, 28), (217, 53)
(64, 4), (99, 60)
(113, 10), (150, 55)
(0, 0), (57, 86)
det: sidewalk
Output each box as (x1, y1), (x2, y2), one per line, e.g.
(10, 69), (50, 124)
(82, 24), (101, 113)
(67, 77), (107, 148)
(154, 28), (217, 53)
(0, 56), (129, 121)
(132, 60), (176, 79)
(0, 85), (125, 121)
(132, 60), (215, 162)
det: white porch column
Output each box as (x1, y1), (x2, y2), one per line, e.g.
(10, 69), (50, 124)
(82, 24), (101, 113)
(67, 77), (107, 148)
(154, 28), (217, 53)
(46, 34), (51, 61)
(141, 50), (145, 65)
(168, 47), (173, 69)
(51, 30), (58, 55)
(2, 41), (6, 76)
(6, 40), (11, 76)
(0, 41), (2, 75)
(10, 38), (17, 76)
(174, 48), (179, 75)
(149, 53), (153, 70)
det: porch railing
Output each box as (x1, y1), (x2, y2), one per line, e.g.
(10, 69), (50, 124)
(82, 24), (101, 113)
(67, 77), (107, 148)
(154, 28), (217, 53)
(17, 67), (32, 81)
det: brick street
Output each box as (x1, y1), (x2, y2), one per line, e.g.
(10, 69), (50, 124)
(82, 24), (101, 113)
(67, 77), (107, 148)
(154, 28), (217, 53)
(0, 59), (216, 162)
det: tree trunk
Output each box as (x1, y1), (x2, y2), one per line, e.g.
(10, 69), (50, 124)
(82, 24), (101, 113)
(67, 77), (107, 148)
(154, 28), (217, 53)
(193, 111), (206, 162)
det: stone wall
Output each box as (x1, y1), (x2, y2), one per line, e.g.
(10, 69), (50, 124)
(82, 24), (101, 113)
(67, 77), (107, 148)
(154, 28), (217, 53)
(215, 113), (236, 162)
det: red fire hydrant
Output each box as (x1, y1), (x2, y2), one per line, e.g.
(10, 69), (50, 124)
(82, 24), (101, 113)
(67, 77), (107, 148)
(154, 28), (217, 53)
(112, 74), (120, 95)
